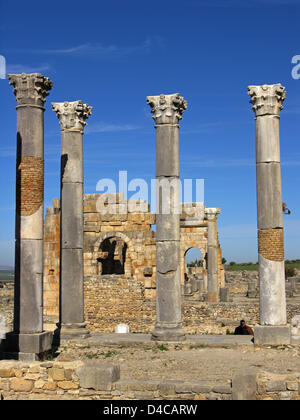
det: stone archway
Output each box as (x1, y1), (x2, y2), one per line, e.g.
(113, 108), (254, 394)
(93, 232), (133, 276)
(185, 247), (204, 276)
(180, 243), (206, 285)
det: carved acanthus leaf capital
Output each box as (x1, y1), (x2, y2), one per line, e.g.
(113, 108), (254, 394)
(147, 93), (187, 125)
(52, 101), (92, 133)
(248, 84), (286, 117)
(8, 73), (53, 108)
(205, 207), (220, 221)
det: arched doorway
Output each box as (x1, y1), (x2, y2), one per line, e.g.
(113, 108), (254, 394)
(185, 247), (204, 280)
(97, 236), (128, 275)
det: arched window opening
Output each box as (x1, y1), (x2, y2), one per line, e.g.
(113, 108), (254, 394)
(97, 237), (127, 275)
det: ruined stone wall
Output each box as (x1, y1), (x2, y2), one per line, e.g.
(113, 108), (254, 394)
(43, 194), (225, 322)
(43, 199), (60, 318)
(83, 194), (156, 299)
(84, 276), (154, 333)
(0, 361), (299, 400)
(83, 272), (300, 334)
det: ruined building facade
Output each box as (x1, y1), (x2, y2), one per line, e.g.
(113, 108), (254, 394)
(43, 193), (225, 332)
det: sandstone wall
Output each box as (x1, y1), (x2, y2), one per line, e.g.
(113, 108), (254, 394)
(0, 360), (299, 400)
(43, 195), (225, 321)
(83, 274), (300, 334)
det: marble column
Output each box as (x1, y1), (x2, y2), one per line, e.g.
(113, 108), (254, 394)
(248, 84), (290, 345)
(205, 208), (220, 303)
(147, 93), (187, 341)
(52, 101), (92, 339)
(5, 73), (53, 359)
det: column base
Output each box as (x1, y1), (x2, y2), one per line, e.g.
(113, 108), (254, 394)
(0, 331), (53, 360)
(151, 324), (186, 342)
(57, 322), (90, 340)
(254, 325), (291, 346)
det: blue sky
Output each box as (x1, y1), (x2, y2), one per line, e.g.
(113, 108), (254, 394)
(0, 0), (300, 266)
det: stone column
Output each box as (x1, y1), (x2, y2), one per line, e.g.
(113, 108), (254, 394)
(205, 208), (221, 302)
(52, 101), (92, 339)
(6, 73), (53, 359)
(248, 84), (290, 345)
(147, 93), (187, 341)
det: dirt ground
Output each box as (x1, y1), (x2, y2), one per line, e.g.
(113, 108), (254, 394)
(56, 343), (300, 383)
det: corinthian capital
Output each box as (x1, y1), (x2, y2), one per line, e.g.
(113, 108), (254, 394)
(8, 73), (53, 107)
(205, 207), (220, 221)
(52, 101), (92, 133)
(248, 84), (286, 117)
(147, 93), (187, 125)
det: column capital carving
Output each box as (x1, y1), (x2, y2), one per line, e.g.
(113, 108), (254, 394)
(205, 207), (220, 221)
(8, 73), (53, 108)
(146, 93), (187, 125)
(248, 84), (286, 117)
(52, 101), (92, 133)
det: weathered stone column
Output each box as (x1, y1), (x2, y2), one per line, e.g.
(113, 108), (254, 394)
(52, 101), (92, 339)
(147, 93), (187, 341)
(6, 73), (53, 359)
(248, 84), (290, 345)
(205, 208), (220, 302)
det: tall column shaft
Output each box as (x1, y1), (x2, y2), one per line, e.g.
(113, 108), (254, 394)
(52, 101), (92, 339)
(248, 84), (288, 339)
(147, 93), (187, 341)
(205, 208), (220, 303)
(5, 73), (53, 359)
(15, 106), (44, 333)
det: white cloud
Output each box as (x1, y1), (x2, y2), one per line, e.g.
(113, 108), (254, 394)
(85, 122), (140, 134)
(181, 157), (254, 168)
(6, 63), (51, 74)
(0, 147), (15, 158)
(16, 36), (165, 60)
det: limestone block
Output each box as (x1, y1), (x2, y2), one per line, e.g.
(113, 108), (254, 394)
(156, 214), (180, 241)
(254, 325), (291, 345)
(256, 116), (281, 163)
(256, 163), (283, 229)
(48, 367), (65, 381)
(232, 370), (257, 400)
(61, 182), (83, 249)
(156, 241), (179, 274)
(10, 378), (33, 392)
(0, 368), (15, 378)
(291, 315), (300, 336)
(61, 131), (83, 183)
(258, 255), (286, 325)
(76, 363), (120, 391)
(265, 381), (286, 392)
(155, 125), (179, 177)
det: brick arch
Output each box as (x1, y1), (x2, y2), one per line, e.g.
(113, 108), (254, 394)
(93, 231), (133, 276)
